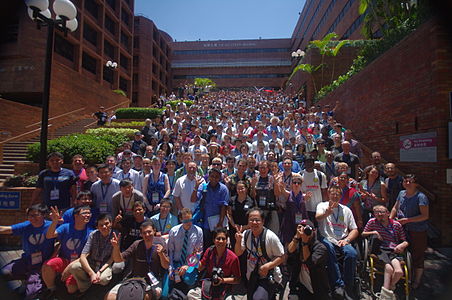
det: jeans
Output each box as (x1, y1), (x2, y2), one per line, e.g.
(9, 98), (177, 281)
(320, 237), (357, 288)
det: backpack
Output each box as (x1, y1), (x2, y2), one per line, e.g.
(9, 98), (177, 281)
(244, 228), (270, 262)
(117, 278), (148, 300)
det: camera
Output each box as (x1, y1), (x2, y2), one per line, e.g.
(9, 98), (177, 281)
(304, 225), (313, 236)
(268, 273), (275, 285)
(212, 267), (224, 285)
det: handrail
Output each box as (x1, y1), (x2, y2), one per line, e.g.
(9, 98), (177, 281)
(25, 107), (86, 128)
(357, 137), (436, 202)
(0, 125), (52, 145)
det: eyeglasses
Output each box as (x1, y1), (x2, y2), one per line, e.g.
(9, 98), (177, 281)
(249, 218), (262, 223)
(292, 181), (302, 185)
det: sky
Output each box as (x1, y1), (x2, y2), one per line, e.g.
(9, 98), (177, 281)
(134, 0), (305, 42)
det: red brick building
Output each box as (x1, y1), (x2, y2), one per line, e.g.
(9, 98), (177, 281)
(171, 39), (292, 89)
(0, 0), (136, 117)
(132, 16), (172, 107)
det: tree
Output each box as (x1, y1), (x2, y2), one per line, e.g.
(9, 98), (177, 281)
(194, 78), (216, 91)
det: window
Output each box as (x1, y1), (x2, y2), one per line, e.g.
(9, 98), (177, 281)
(104, 40), (115, 58)
(152, 63), (158, 75)
(119, 77), (128, 92)
(104, 15), (116, 35)
(54, 34), (74, 61)
(132, 92), (138, 105)
(133, 73), (138, 84)
(172, 48), (290, 55)
(133, 55), (138, 67)
(83, 24), (98, 46)
(121, 31), (129, 50)
(85, 0), (99, 20)
(106, 0), (116, 11)
(120, 53), (129, 70)
(121, 9), (129, 26)
(103, 66), (113, 83)
(82, 52), (97, 74)
(0, 18), (19, 44)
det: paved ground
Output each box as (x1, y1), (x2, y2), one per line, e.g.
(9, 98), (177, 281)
(0, 247), (451, 299)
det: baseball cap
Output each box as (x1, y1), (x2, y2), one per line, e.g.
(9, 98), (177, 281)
(299, 219), (315, 227)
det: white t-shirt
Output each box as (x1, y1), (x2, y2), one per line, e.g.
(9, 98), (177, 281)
(301, 169), (327, 212)
(172, 175), (199, 211)
(316, 202), (357, 245)
(241, 228), (284, 283)
(114, 169), (142, 192)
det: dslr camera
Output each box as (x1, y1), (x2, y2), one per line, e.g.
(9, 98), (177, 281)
(212, 267), (224, 285)
(304, 225), (313, 236)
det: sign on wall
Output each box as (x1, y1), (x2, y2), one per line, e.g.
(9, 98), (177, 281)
(400, 132), (437, 162)
(0, 191), (20, 210)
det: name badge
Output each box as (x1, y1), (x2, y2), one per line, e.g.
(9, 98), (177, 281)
(389, 242), (397, 249)
(258, 196), (266, 207)
(50, 188), (59, 201)
(295, 213), (303, 224)
(31, 252), (42, 265)
(148, 271), (159, 286)
(70, 253), (78, 262)
(152, 193), (159, 204)
(99, 203), (108, 213)
(333, 226), (343, 238)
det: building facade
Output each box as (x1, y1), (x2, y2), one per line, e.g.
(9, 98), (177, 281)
(132, 16), (172, 107)
(171, 38), (292, 90)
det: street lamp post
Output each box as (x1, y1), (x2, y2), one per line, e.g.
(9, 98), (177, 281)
(105, 60), (118, 89)
(24, 0), (78, 171)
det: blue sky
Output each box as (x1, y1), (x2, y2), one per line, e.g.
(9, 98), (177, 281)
(134, 0), (305, 42)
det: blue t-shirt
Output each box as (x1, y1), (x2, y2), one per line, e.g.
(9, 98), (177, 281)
(36, 168), (76, 209)
(396, 190), (429, 232)
(56, 223), (93, 260)
(11, 220), (55, 266)
(150, 213), (179, 234)
(196, 182), (229, 229)
(62, 207), (99, 229)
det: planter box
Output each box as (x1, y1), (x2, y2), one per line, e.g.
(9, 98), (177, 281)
(0, 187), (35, 246)
(14, 162), (39, 176)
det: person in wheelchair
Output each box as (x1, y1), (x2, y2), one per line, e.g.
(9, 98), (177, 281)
(362, 205), (408, 300)
(316, 185), (359, 299)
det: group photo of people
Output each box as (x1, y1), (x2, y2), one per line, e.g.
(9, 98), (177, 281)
(0, 90), (429, 300)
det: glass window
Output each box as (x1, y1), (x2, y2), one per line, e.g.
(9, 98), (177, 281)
(83, 24), (98, 46)
(54, 34), (74, 61)
(85, 0), (98, 20)
(104, 40), (115, 58)
(82, 52), (97, 74)
(105, 15), (116, 35)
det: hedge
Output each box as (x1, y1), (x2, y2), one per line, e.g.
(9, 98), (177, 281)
(115, 107), (163, 119)
(27, 128), (135, 165)
(107, 121), (145, 128)
(166, 100), (194, 109)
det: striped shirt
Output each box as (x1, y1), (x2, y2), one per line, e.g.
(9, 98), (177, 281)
(364, 218), (406, 248)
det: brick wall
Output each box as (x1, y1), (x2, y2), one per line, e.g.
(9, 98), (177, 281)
(0, 98), (42, 141)
(0, 187), (35, 246)
(317, 19), (452, 245)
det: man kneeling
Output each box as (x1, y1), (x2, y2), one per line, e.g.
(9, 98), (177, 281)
(106, 221), (169, 299)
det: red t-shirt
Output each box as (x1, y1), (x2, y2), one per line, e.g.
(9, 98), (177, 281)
(200, 247), (241, 279)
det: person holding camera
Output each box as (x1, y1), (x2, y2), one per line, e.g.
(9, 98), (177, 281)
(187, 227), (241, 300)
(234, 208), (284, 300)
(287, 219), (331, 300)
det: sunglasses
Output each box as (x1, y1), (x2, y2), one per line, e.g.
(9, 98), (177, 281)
(292, 181), (302, 185)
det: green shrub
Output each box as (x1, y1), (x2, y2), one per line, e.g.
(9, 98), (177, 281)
(166, 100), (194, 109)
(107, 121), (145, 128)
(115, 108), (163, 119)
(27, 134), (119, 165)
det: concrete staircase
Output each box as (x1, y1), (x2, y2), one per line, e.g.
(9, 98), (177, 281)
(0, 118), (96, 184)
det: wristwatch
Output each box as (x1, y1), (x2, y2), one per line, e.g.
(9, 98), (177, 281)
(301, 241), (310, 246)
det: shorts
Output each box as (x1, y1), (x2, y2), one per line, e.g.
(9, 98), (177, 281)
(44, 257), (77, 286)
(376, 248), (404, 265)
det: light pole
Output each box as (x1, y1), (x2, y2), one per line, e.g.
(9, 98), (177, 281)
(24, 0), (78, 171)
(105, 60), (118, 89)
(291, 49), (305, 60)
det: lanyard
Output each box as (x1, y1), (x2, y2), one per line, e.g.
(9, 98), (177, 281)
(332, 207), (341, 224)
(146, 245), (155, 271)
(340, 187), (348, 204)
(292, 191), (304, 212)
(168, 175), (176, 190)
(100, 181), (111, 203)
(283, 173), (292, 185)
(325, 162), (335, 174)
(121, 194), (133, 211)
(158, 215), (169, 233)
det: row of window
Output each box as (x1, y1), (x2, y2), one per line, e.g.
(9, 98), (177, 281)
(173, 48), (290, 55)
(174, 73), (287, 80)
(171, 60), (292, 68)
(293, 0), (317, 39)
(299, 0), (327, 43)
(85, 0), (132, 29)
(327, 0), (356, 35)
(311, 0), (339, 39)
(83, 22), (131, 51)
(342, 14), (365, 39)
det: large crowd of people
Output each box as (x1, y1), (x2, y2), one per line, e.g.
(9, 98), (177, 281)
(0, 90), (429, 300)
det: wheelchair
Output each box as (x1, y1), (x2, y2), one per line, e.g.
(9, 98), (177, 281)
(361, 237), (412, 300)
